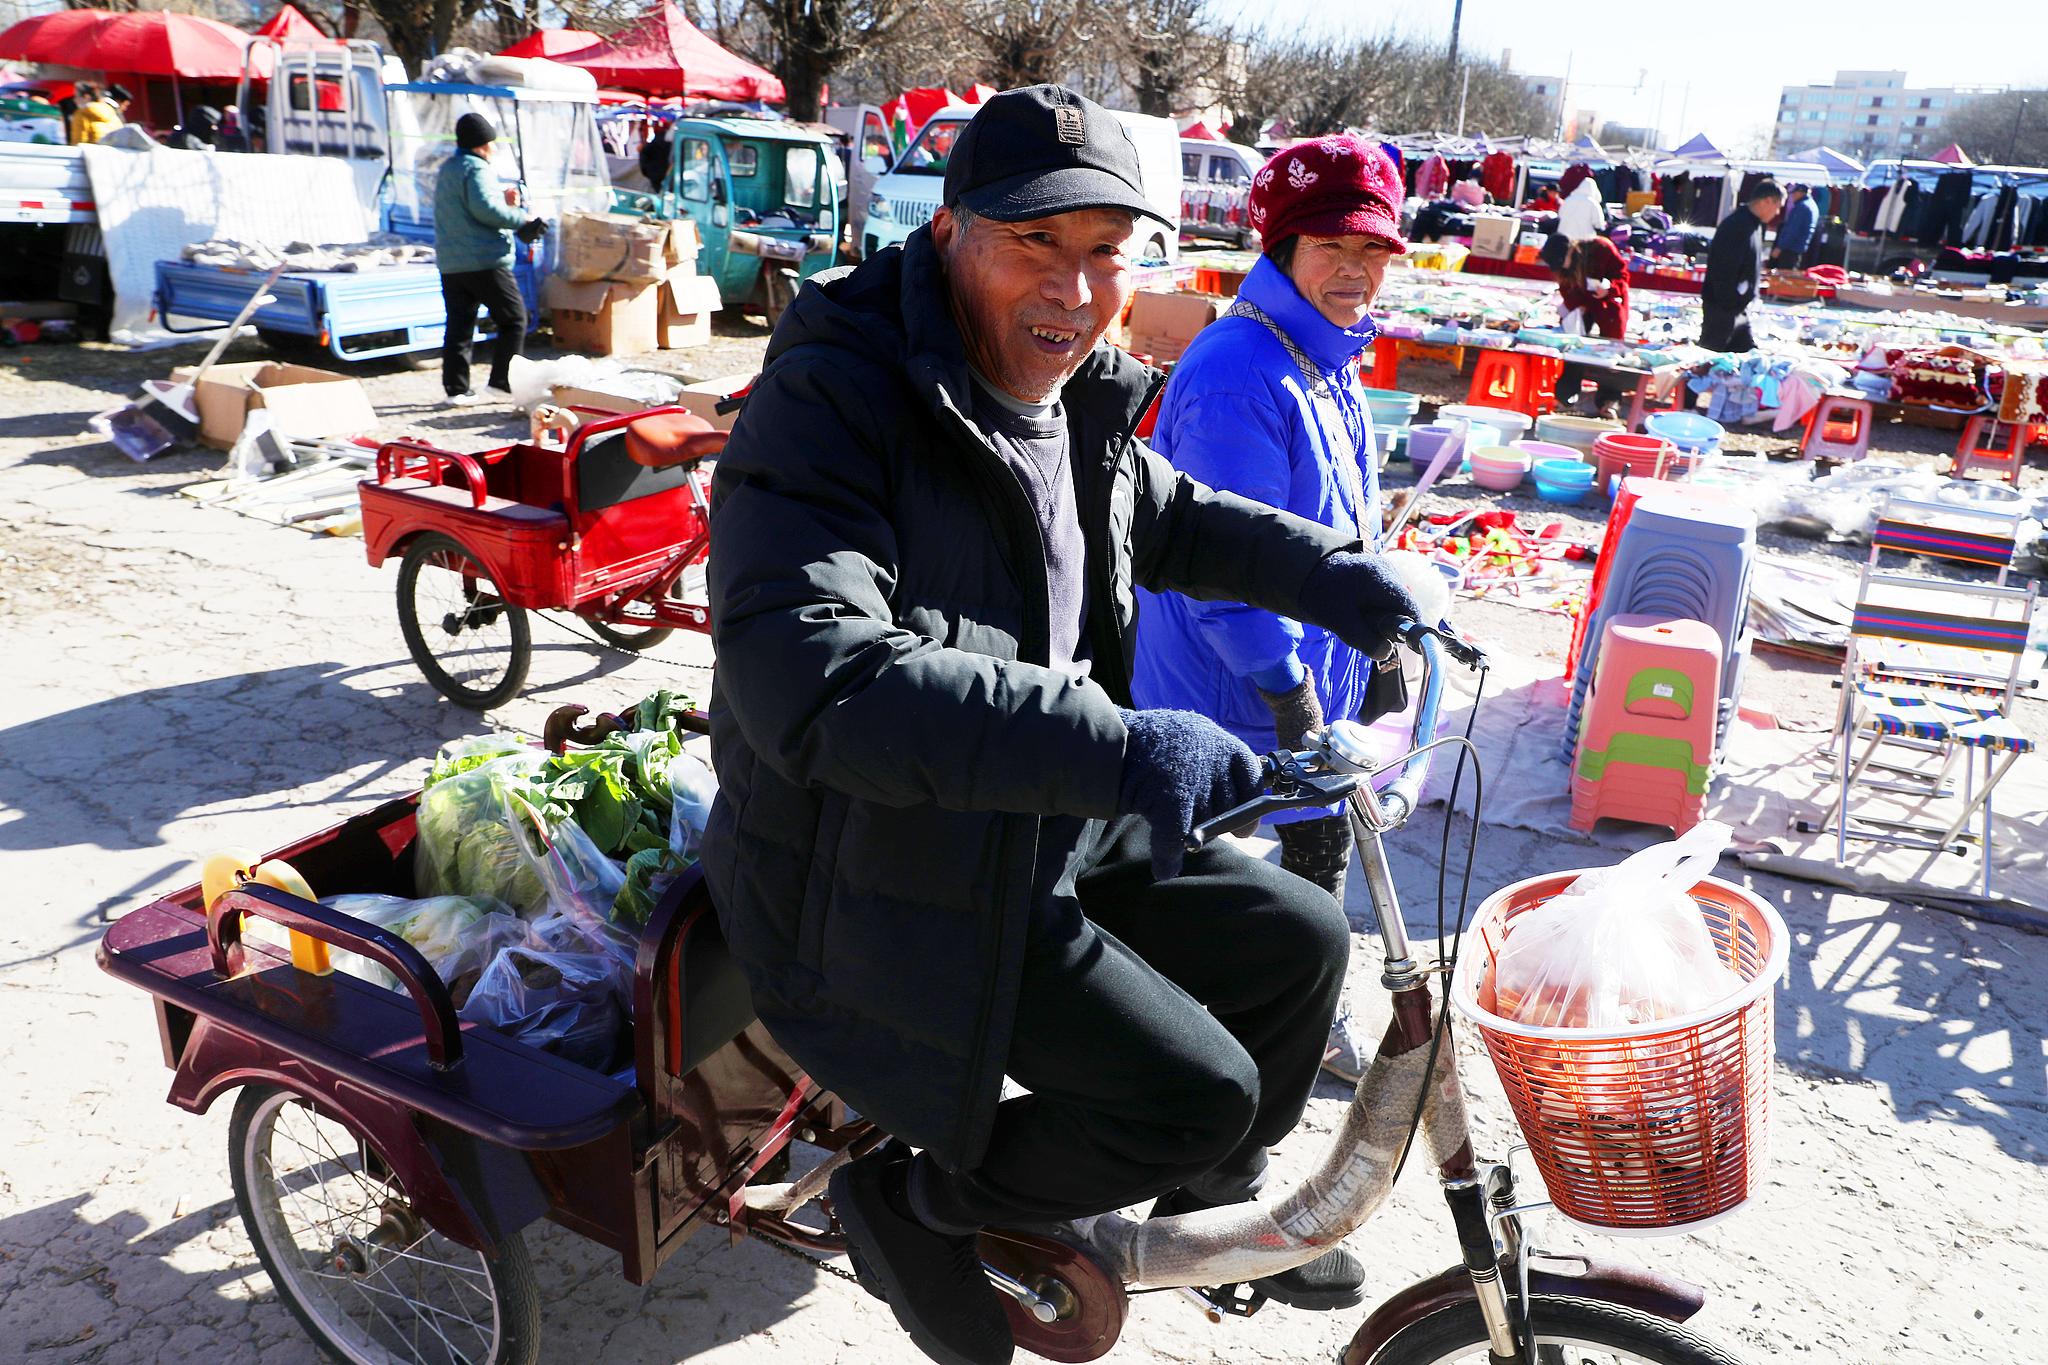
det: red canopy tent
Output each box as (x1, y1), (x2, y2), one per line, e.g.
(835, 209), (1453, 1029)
(0, 9), (112, 64)
(550, 2), (783, 102)
(255, 5), (343, 48)
(1180, 120), (1223, 141)
(963, 83), (996, 104)
(1930, 142), (1974, 166)
(55, 11), (261, 80)
(497, 29), (604, 60)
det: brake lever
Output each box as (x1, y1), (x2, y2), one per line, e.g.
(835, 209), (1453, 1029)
(1383, 616), (1489, 670)
(1186, 748), (1362, 850)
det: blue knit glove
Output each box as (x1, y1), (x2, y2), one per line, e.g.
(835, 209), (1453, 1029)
(1294, 551), (1422, 662)
(1117, 709), (1264, 880)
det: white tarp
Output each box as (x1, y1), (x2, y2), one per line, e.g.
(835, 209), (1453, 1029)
(81, 143), (370, 344)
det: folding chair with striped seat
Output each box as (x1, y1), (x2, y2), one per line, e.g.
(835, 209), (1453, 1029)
(1866, 494), (2022, 587)
(1814, 574), (2037, 896)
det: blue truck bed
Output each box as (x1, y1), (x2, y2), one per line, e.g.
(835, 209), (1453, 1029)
(155, 257), (542, 364)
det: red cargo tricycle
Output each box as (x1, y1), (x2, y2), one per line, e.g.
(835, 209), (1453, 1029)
(99, 633), (1757, 1365)
(360, 408), (729, 710)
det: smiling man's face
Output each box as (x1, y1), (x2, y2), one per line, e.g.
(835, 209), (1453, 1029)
(933, 205), (1137, 404)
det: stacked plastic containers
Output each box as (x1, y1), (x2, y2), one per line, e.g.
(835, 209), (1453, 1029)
(1644, 412), (1725, 479)
(1360, 388), (1420, 463)
(1561, 481), (1757, 762)
(1569, 615), (1724, 834)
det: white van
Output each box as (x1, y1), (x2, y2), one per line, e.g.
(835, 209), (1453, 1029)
(1180, 139), (1263, 248)
(864, 108), (1181, 267)
(822, 102), (891, 252)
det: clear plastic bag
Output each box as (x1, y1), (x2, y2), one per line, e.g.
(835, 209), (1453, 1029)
(666, 752), (717, 860)
(414, 752), (550, 909)
(1491, 822), (1745, 1029)
(317, 893), (506, 990)
(456, 939), (627, 1072)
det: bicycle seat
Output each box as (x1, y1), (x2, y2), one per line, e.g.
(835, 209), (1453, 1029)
(625, 412), (728, 469)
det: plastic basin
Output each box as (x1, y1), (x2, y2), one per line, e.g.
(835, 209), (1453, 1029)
(1645, 412), (1725, 454)
(1441, 404), (1533, 441)
(1536, 413), (1625, 450)
(1514, 439), (1584, 465)
(1531, 457), (1596, 505)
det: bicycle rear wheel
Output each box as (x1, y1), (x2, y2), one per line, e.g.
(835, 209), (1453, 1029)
(1366, 1294), (1742, 1365)
(397, 532), (531, 710)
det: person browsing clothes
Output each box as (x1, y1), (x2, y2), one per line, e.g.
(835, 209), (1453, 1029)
(1541, 231), (1633, 418)
(700, 86), (1419, 1365)
(1130, 134), (1410, 1085)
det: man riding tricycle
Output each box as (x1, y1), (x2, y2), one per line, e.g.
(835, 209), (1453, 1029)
(100, 86), (1764, 1365)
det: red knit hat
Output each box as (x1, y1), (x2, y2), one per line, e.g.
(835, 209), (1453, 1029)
(1249, 136), (1408, 253)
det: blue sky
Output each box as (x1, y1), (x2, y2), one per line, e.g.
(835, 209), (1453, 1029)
(1231, 0), (2046, 150)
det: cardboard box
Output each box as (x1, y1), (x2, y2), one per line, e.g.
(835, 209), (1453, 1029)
(549, 383), (655, 416)
(1125, 290), (1224, 364)
(666, 217), (702, 270)
(1468, 215), (1518, 261)
(167, 360), (377, 450)
(544, 274), (662, 356)
(558, 211), (670, 283)
(671, 373), (752, 431)
(658, 270), (722, 350)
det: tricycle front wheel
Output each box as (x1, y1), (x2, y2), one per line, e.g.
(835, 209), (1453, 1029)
(397, 532), (533, 710)
(229, 1085), (542, 1365)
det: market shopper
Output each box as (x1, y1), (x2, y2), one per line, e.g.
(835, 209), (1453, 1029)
(165, 105), (222, 152)
(1700, 179), (1783, 353)
(432, 112), (545, 407)
(1769, 184), (1816, 269)
(1557, 175), (1606, 240)
(1540, 232), (1633, 417)
(1130, 134), (1407, 1086)
(1449, 171), (1487, 208)
(69, 84), (127, 145)
(702, 85), (1417, 1365)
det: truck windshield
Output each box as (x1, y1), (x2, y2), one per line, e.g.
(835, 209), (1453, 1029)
(784, 145), (818, 208)
(895, 118), (962, 176)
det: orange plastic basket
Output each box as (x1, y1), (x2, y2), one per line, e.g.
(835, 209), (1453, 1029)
(1449, 871), (1787, 1236)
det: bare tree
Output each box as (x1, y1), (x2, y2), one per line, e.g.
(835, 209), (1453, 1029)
(1111, 0), (1234, 118)
(1946, 89), (2048, 168)
(956, 0), (1103, 91)
(743, 0), (931, 121)
(1227, 27), (1546, 144)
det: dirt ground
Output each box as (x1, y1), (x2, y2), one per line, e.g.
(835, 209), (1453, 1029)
(2, 301), (2045, 1365)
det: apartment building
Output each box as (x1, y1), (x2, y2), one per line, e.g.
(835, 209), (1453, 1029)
(1770, 69), (1996, 157)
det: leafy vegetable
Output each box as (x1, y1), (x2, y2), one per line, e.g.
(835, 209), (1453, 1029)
(415, 754), (549, 910)
(427, 734), (533, 787)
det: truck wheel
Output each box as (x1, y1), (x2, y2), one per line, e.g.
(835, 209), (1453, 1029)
(229, 1085), (542, 1365)
(397, 533), (532, 710)
(256, 326), (323, 361)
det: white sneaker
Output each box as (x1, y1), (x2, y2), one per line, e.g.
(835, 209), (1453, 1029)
(441, 390), (488, 408)
(1321, 1010), (1370, 1086)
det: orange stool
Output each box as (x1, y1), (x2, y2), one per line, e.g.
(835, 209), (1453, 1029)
(1798, 392), (1875, 464)
(1570, 614), (1724, 835)
(1369, 336), (1468, 391)
(1466, 350), (1558, 417)
(1954, 415), (2037, 486)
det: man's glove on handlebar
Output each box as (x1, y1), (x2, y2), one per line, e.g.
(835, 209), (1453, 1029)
(1295, 551), (1422, 662)
(1117, 709), (1263, 881)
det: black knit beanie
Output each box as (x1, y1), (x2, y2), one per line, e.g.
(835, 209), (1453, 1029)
(456, 112), (497, 150)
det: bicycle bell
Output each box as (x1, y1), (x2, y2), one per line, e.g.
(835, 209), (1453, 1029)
(1319, 720), (1380, 775)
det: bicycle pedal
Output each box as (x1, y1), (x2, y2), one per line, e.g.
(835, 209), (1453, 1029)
(1198, 1283), (1269, 1317)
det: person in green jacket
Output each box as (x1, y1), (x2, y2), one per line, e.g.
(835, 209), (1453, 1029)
(434, 112), (545, 406)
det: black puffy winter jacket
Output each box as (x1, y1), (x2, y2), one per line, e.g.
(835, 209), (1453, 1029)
(700, 225), (1355, 1170)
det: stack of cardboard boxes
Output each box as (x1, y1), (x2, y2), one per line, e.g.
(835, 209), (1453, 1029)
(543, 212), (724, 356)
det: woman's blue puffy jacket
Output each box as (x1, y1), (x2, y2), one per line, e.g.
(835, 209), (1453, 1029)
(1131, 254), (1382, 823)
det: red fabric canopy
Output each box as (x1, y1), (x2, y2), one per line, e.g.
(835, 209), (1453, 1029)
(1180, 120), (1223, 141)
(255, 5), (341, 47)
(551, 2), (783, 102)
(1930, 142), (1973, 166)
(0, 10), (111, 64)
(497, 29), (604, 60)
(963, 83), (996, 104)
(881, 87), (964, 133)
(56, 11), (262, 80)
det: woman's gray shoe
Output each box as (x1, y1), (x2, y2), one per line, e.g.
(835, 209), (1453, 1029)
(829, 1146), (1014, 1365)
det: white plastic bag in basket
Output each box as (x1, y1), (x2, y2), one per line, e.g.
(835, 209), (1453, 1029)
(1492, 822), (1745, 1029)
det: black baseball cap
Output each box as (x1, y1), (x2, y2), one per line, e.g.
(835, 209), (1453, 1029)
(943, 85), (1173, 228)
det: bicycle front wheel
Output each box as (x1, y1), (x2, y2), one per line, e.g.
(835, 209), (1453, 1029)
(1367, 1294), (1743, 1365)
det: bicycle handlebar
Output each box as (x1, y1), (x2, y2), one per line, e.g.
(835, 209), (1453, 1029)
(1185, 618), (1487, 849)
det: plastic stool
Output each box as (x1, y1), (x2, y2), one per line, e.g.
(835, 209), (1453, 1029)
(1563, 477), (1732, 685)
(1954, 415), (2030, 487)
(1467, 351), (1554, 417)
(1799, 392), (1874, 464)
(1624, 374), (1688, 434)
(1570, 615), (1723, 835)
(1562, 494), (1756, 762)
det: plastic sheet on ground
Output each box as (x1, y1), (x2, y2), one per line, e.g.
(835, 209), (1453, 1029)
(1747, 554), (1856, 660)
(506, 353), (685, 413)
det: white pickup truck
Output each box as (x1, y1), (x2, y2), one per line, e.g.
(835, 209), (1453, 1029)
(861, 107), (1182, 267)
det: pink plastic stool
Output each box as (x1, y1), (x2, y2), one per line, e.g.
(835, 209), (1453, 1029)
(1570, 614), (1724, 835)
(1954, 415), (2032, 487)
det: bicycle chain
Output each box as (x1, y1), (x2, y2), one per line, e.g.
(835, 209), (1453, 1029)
(746, 1224), (863, 1286)
(533, 608), (711, 674)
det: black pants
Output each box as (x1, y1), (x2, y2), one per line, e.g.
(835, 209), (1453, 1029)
(440, 267), (526, 397)
(1698, 304), (1754, 354)
(913, 816), (1349, 1229)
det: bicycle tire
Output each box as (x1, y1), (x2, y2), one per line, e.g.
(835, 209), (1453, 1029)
(1366, 1294), (1744, 1365)
(228, 1085), (542, 1365)
(397, 532), (532, 710)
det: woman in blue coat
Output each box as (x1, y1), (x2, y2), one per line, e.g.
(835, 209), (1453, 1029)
(1133, 135), (1409, 1076)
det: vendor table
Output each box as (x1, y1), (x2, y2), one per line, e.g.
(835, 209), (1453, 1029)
(1462, 254), (1705, 296)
